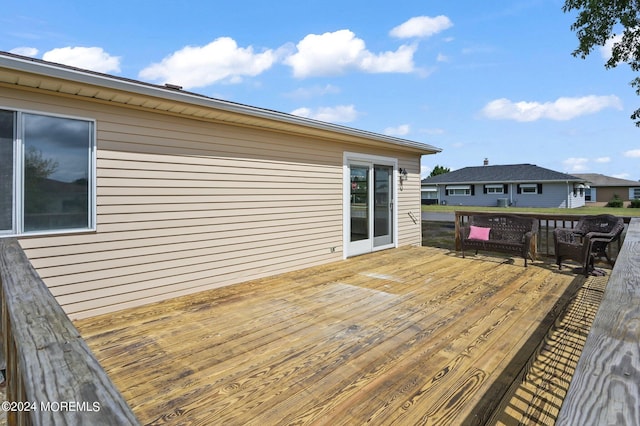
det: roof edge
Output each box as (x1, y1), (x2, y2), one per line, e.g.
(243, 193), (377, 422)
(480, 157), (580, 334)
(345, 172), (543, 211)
(0, 52), (441, 154)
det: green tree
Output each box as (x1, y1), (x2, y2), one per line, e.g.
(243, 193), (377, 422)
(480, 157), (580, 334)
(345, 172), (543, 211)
(25, 146), (58, 180)
(563, 0), (640, 126)
(24, 146), (58, 214)
(606, 194), (624, 208)
(429, 165), (450, 177)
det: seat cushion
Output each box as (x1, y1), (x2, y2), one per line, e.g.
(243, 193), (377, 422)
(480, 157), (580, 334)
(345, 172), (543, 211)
(469, 225), (491, 241)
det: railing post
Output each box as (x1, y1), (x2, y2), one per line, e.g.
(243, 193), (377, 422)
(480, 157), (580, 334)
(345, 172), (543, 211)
(454, 211), (462, 251)
(0, 238), (139, 425)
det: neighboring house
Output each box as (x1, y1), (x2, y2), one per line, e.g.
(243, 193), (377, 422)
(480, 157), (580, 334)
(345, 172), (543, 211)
(0, 52), (440, 319)
(573, 173), (640, 203)
(421, 162), (588, 208)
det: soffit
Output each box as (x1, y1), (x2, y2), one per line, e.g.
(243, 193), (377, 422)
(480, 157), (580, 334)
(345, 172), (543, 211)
(0, 57), (440, 155)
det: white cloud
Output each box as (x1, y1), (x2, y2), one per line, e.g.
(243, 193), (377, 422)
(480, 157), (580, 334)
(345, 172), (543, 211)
(481, 95), (623, 122)
(612, 173), (631, 179)
(595, 157), (611, 163)
(436, 53), (449, 62)
(600, 34), (623, 61)
(42, 47), (121, 73)
(10, 47), (38, 57)
(284, 30), (416, 78)
(139, 37), (275, 89)
(390, 16), (453, 39)
(624, 149), (640, 158)
(290, 105), (358, 123)
(383, 124), (410, 136)
(563, 157), (589, 172)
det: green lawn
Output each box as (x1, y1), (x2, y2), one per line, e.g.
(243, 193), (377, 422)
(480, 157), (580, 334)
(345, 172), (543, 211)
(421, 204), (640, 217)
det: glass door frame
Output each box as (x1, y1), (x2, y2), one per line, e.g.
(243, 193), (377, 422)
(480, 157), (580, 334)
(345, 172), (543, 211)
(343, 152), (398, 258)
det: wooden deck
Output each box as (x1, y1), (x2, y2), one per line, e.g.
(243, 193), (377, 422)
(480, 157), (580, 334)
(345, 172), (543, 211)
(74, 246), (595, 425)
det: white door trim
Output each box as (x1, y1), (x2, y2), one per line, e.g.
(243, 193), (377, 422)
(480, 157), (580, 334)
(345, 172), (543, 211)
(343, 152), (398, 258)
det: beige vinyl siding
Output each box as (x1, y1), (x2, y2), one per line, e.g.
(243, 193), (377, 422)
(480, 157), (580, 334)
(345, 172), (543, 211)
(396, 160), (422, 247)
(4, 86), (424, 319)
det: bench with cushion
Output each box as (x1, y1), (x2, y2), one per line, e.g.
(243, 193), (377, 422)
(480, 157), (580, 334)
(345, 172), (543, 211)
(459, 214), (538, 267)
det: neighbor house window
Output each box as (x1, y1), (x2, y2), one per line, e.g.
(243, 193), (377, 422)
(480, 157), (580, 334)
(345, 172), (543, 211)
(0, 109), (95, 236)
(518, 183), (541, 194)
(484, 184), (507, 194)
(421, 188), (438, 200)
(632, 188), (640, 199)
(446, 185), (473, 196)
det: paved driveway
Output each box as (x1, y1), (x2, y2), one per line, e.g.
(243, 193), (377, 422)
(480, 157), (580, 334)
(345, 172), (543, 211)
(421, 211), (455, 222)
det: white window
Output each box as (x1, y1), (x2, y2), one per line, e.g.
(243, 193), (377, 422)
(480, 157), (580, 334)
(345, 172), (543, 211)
(421, 187), (438, 200)
(632, 188), (640, 199)
(585, 188), (592, 201)
(519, 183), (539, 194)
(446, 185), (471, 196)
(485, 184), (504, 194)
(1, 109), (95, 236)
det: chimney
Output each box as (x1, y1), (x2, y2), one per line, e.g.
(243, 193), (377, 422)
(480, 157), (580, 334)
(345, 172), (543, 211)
(483, 158), (489, 166)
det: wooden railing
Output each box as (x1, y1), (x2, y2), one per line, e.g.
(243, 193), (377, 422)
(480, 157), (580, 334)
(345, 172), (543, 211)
(454, 211), (631, 258)
(0, 238), (139, 425)
(556, 217), (640, 425)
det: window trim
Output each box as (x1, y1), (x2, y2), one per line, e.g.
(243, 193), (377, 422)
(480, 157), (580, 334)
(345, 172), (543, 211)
(518, 183), (540, 195)
(484, 184), (504, 194)
(421, 189), (438, 200)
(446, 185), (472, 196)
(0, 106), (96, 237)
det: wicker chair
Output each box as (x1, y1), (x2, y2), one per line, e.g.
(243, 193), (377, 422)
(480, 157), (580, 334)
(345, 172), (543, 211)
(553, 214), (625, 276)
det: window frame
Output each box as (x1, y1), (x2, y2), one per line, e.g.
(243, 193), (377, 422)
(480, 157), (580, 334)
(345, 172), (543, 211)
(421, 187), (438, 200)
(484, 184), (504, 194)
(0, 107), (96, 237)
(446, 185), (472, 196)
(519, 183), (539, 195)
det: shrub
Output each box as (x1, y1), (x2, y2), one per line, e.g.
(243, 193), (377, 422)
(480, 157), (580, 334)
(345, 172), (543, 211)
(606, 194), (624, 208)
(629, 198), (640, 208)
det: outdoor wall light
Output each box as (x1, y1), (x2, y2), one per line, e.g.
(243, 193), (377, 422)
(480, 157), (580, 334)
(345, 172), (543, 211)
(399, 168), (408, 182)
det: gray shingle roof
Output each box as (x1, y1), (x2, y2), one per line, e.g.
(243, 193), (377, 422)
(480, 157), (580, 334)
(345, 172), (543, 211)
(421, 164), (585, 185)
(573, 173), (640, 187)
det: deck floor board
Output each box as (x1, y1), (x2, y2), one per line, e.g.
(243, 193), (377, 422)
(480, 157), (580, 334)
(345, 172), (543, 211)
(75, 246), (589, 425)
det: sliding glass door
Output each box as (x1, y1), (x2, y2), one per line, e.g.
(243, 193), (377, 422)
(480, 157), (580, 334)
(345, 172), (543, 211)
(373, 165), (393, 247)
(346, 155), (396, 257)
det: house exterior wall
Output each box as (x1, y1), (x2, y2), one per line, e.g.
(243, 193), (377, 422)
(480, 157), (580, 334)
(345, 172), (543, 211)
(593, 186), (640, 203)
(2, 86), (423, 319)
(426, 182), (585, 208)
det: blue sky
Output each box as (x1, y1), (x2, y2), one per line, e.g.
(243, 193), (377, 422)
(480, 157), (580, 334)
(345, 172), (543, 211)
(3, 0), (639, 181)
